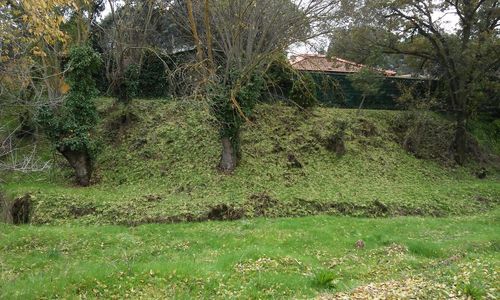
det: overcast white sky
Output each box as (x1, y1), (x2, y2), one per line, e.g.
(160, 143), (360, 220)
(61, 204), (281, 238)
(289, 9), (460, 55)
(100, 1), (460, 56)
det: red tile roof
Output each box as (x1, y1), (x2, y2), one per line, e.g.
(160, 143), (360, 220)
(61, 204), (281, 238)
(290, 54), (396, 77)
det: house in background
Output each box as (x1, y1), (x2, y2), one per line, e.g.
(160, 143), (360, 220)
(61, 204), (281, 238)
(288, 54), (434, 109)
(289, 54), (397, 77)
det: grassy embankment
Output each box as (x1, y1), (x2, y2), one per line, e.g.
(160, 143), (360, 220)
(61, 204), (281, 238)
(1, 99), (499, 224)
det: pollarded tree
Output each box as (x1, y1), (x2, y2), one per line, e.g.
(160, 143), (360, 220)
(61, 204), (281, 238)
(38, 46), (102, 186)
(177, 0), (337, 172)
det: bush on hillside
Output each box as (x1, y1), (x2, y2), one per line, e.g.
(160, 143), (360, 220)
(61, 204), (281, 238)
(290, 72), (317, 109)
(138, 52), (168, 98)
(392, 112), (455, 162)
(263, 55), (295, 100)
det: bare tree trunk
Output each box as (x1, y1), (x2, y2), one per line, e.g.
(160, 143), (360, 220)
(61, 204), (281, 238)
(357, 95), (366, 115)
(219, 136), (238, 173)
(204, 0), (215, 74)
(186, 0), (204, 64)
(58, 147), (93, 186)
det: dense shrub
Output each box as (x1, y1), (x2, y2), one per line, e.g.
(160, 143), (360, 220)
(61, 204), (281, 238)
(392, 112), (455, 162)
(263, 56), (318, 109)
(138, 52), (168, 98)
(264, 55), (295, 100)
(290, 72), (318, 108)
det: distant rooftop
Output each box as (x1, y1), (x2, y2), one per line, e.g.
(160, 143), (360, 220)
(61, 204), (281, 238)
(290, 54), (397, 77)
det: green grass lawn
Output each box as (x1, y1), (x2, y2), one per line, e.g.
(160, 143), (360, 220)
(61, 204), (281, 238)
(1, 210), (499, 299)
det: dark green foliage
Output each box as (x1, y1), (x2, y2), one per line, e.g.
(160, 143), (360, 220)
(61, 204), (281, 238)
(89, 37), (110, 95)
(290, 72), (317, 108)
(309, 72), (440, 109)
(124, 64), (140, 100)
(263, 56), (320, 109)
(347, 68), (384, 110)
(264, 55), (295, 100)
(38, 45), (101, 157)
(138, 53), (168, 98)
(263, 57), (318, 109)
(113, 65), (139, 105)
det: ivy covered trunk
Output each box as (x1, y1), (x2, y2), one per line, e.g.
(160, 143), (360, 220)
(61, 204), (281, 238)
(212, 89), (243, 174)
(211, 71), (264, 173)
(215, 98), (243, 173)
(214, 95), (244, 173)
(38, 46), (101, 187)
(58, 147), (93, 186)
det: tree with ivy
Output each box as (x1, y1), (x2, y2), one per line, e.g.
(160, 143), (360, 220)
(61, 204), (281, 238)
(38, 46), (102, 186)
(210, 71), (265, 171)
(178, 0), (337, 172)
(348, 68), (384, 113)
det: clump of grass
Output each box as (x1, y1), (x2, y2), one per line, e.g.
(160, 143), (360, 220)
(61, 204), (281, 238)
(460, 280), (486, 300)
(312, 270), (337, 289)
(407, 241), (445, 258)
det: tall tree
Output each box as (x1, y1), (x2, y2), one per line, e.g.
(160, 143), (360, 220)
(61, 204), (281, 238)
(1, 0), (104, 180)
(380, 0), (499, 164)
(38, 46), (102, 186)
(333, 0), (499, 164)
